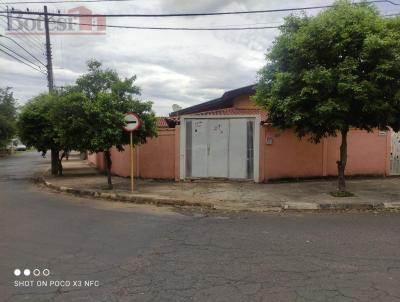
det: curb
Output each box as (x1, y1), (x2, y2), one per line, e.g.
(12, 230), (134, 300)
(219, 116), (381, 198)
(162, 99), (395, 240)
(35, 177), (215, 209)
(34, 177), (400, 213)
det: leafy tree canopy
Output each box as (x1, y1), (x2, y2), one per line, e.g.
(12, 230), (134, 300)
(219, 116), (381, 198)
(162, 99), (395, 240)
(75, 59), (140, 100)
(254, 0), (400, 191)
(17, 93), (61, 153)
(63, 61), (157, 186)
(0, 87), (17, 147)
(57, 60), (157, 154)
(255, 1), (400, 142)
(18, 60), (157, 184)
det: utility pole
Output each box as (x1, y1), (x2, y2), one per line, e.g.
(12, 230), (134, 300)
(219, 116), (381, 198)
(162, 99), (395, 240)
(44, 5), (58, 175)
(44, 6), (54, 93)
(6, 6), (10, 30)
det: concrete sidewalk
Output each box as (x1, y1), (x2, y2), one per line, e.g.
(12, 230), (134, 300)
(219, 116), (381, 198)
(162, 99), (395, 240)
(39, 155), (400, 212)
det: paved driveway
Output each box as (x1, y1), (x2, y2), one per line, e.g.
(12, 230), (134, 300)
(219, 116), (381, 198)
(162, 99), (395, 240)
(1, 152), (400, 301)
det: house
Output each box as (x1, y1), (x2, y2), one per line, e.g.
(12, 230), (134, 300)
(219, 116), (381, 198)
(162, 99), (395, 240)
(88, 84), (391, 182)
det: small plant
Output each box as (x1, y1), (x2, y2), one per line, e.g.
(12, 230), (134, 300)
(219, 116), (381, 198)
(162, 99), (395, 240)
(329, 191), (355, 198)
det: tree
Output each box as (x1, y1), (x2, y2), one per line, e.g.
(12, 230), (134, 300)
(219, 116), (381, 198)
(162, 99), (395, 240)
(0, 87), (17, 148)
(17, 93), (68, 174)
(254, 0), (400, 192)
(17, 60), (157, 183)
(57, 61), (157, 187)
(76, 59), (140, 100)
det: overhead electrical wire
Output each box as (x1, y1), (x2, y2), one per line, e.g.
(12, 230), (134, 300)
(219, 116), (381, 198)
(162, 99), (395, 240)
(0, 1), (46, 76)
(0, 34), (45, 66)
(0, 14), (282, 30)
(3, 0), (137, 4)
(0, 0), (394, 18)
(0, 2), (44, 47)
(0, 0), (396, 32)
(0, 45), (46, 74)
(0, 18), (45, 66)
(2, 9), (398, 31)
(0, 0), (398, 75)
(0, 16), (44, 53)
(0, 0), (46, 69)
(0, 41), (45, 70)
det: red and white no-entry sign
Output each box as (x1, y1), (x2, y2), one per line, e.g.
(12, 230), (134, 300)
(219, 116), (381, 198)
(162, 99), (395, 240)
(123, 112), (141, 193)
(123, 112), (141, 132)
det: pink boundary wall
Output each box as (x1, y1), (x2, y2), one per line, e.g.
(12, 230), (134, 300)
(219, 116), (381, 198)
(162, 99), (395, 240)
(260, 127), (390, 181)
(89, 125), (390, 182)
(88, 127), (180, 180)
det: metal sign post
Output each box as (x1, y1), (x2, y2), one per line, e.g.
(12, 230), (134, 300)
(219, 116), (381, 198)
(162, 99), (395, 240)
(130, 132), (134, 192)
(123, 113), (141, 193)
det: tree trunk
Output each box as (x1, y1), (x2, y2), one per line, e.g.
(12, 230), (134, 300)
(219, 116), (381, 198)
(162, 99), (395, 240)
(336, 129), (348, 192)
(51, 148), (59, 175)
(58, 151), (66, 176)
(104, 150), (113, 188)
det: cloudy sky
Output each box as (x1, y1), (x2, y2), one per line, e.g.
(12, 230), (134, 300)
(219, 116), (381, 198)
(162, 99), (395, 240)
(0, 0), (399, 115)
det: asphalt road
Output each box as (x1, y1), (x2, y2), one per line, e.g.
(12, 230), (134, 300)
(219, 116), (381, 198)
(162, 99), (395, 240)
(1, 152), (400, 302)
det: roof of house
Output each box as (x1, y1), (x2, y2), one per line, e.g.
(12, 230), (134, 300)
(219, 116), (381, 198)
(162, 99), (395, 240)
(169, 84), (256, 117)
(156, 117), (169, 128)
(192, 108), (267, 119)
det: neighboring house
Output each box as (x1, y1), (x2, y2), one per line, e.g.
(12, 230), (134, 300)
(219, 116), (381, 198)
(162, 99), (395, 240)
(88, 84), (391, 182)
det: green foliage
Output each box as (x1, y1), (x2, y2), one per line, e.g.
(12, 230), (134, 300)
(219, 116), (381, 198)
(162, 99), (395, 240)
(58, 60), (157, 154)
(17, 59), (157, 183)
(17, 93), (61, 153)
(254, 0), (400, 142)
(18, 60), (156, 154)
(0, 87), (17, 147)
(51, 92), (88, 152)
(76, 59), (140, 100)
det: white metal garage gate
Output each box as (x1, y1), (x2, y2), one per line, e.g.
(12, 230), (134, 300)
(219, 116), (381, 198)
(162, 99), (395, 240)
(180, 116), (260, 181)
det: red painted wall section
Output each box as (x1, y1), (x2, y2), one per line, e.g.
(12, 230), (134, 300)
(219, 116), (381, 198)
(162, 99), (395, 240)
(263, 127), (390, 181)
(259, 125), (266, 182)
(90, 128), (178, 180)
(264, 127), (324, 180)
(325, 129), (389, 176)
(109, 146), (133, 177)
(87, 91), (390, 182)
(138, 129), (176, 179)
(174, 126), (180, 181)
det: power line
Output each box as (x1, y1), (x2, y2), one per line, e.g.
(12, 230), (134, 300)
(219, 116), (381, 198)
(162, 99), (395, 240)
(0, 34), (45, 66)
(0, 41), (45, 71)
(0, 16), (45, 64)
(385, 0), (400, 5)
(0, 16), (44, 52)
(0, 14), (282, 30)
(1, 1), (397, 32)
(0, 2), (44, 47)
(0, 45), (46, 74)
(0, 0), (392, 18)
(4, 0), (136, 3)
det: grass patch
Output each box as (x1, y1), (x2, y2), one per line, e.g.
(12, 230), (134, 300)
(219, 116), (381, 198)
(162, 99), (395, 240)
(329, 191), (355, 197)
